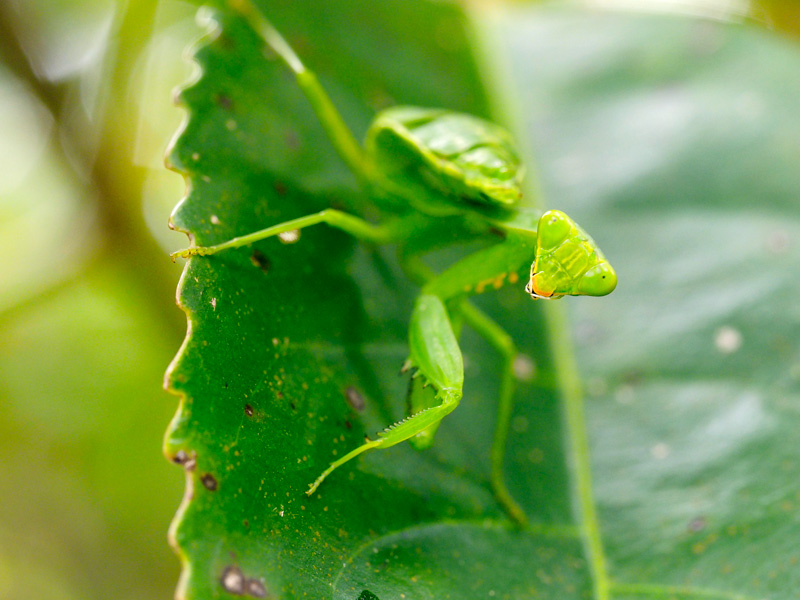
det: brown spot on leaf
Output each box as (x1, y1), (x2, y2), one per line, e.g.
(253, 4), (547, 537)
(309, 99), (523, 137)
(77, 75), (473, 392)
(244, 404), (254, 417)
(345, 386), (366, 412)
(218, 32), (236, 50)
(250, 250), (271, 273)
(172, 449), (196, 472)
(216, 93), (233, 110)
(688, 516), (707, 533)
(201, 473), (218, 491)
(245, 578), (268, 598)
(220, 565), (244, 595)
(284, 129), (300, 150)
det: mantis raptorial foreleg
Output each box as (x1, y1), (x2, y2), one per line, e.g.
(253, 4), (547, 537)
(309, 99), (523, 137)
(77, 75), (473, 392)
(306, 293), (464, 495)
(457, 301), (526, 526)
(228, 219), (538, 526)
(171, 193), (538, 526)
(307, 256), (531, 526)
(214, 212), (540, 524)
(399, 238), (538, 526)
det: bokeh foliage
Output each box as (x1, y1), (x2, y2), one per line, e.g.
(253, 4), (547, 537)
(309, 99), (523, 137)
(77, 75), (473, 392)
(0, 1), (192, 598)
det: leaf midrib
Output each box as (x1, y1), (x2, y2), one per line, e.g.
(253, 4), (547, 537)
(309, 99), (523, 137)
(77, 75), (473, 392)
(465, 7), (612, 600)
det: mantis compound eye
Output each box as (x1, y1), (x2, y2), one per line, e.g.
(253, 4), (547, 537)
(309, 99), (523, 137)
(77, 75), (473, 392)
(577, 262), (617, 297)
(536, 210), (572, 251)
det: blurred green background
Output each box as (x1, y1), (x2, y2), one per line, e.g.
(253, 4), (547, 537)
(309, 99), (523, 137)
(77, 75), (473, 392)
(0, 1), (193, 598)
(0, 1), (798, 599)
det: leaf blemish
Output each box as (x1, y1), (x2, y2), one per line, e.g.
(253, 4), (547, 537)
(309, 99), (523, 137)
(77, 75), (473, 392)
(766, 229), (790, 254)
(714, 325), (742, 354)
(278, 229), (301, 244)
(688, 516), (707, 532)
(650, 442), (670, 460)
(221, 565), (244, 595)
(245, 404), (254, 417)
(345, 386), (366, 412)
(216, 93), (233, 110)
(284, 129), (300, 150)
(250, 249), (271, 273)
(201, 473), (218, 491)
(512, 354), (535, 382)
(511, 415), (529, 434)
(245, 577), (267, 598)
(217, 31), (235, 50)
(172, 449), (197, 471)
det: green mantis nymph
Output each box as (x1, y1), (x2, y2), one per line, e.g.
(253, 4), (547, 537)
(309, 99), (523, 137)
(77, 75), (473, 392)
(173, 0), (617, 527)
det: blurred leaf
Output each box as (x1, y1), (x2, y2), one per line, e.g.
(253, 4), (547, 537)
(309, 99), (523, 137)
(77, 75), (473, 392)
(0, 2), (192, 599)
(0, 67), (96, 314)
(0, 261), (182, 600)
(166, 1), (800, 599)
(6, 0), (116, 81)
(491, 5), (800, 598)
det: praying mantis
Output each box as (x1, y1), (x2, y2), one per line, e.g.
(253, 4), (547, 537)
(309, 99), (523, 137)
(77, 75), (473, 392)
(172, 0), (617, 527)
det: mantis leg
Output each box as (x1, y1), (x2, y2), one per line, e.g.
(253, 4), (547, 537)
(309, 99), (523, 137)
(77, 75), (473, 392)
(171, 209), (408, 260)
(307, 293), (464, 495)
(457, 302), (527, 527)
(228, 0), (373, 185)
(401, 237), (538, 526)
(226, 0), (423, 210)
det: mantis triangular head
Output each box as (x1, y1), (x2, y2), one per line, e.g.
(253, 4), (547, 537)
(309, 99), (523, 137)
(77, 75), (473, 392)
(527, 210), (617, 300)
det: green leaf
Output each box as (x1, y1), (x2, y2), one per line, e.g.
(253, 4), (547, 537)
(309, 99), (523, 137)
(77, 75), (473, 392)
(165, 2), (800, 599)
